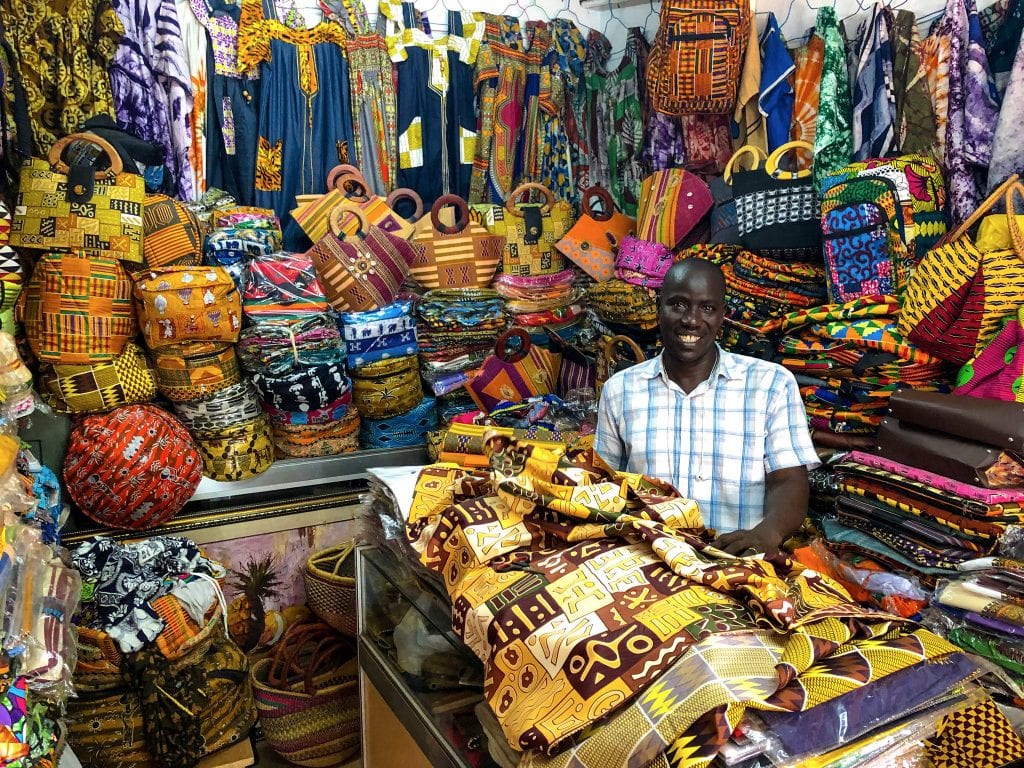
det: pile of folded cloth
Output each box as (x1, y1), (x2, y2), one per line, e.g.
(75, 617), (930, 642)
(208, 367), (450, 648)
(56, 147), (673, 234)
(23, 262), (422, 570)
(416, 288), (508, 422)
(203, 207), (282, 292)
(585, 278), (661, 362)
(492, 270), (585, 345)
(772, 295), (952, 448)
(688, 244), (828, 360)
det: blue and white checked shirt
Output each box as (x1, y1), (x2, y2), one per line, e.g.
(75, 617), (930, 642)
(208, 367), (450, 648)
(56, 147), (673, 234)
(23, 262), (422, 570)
(594, 347), (819, 533)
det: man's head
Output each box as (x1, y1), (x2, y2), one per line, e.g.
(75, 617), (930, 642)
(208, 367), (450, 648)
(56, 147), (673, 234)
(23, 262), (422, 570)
(658, 259), (727, 370)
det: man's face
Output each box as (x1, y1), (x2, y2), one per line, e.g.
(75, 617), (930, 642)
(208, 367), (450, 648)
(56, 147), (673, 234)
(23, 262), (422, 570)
(658, 270), (726, 368)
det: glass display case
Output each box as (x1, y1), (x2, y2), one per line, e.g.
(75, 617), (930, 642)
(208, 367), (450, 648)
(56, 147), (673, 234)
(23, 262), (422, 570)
(357, 545), (500, 768)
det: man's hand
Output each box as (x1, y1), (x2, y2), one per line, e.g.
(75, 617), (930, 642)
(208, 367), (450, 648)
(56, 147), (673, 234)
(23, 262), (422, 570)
(712, 527), (783, 558)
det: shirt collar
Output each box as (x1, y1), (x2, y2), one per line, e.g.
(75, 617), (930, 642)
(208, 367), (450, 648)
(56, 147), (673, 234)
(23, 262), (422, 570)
(644, 345), (740, 384)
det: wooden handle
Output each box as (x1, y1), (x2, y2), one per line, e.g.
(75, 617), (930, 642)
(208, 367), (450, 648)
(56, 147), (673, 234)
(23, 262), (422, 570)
(430, 194), (470, 234)
(1005, 181), (1024, 262)
(386, 187), (424, 222)
(327, 164), (365, 192)
(505, 182), (555, 215)
(48, 132), (124, 177)
(494, 327), (532, 362)
(764, 140), (814, 180)
(329, 203), (369, 238)
(949, 173), (1021, 241)
(581, 186), (615, 221)
(338, 173), (371, 200)
(723, 144), (768, 184)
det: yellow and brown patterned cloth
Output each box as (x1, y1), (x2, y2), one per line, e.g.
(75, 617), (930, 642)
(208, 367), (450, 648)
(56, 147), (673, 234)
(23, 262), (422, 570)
(406, 438), (962, 765)
(151, 342), (242, 402)
(38, 341), (156, 414)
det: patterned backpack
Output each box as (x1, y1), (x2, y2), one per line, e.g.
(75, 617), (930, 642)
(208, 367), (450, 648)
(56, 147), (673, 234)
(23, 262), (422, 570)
(820, 156), (948, 303)
(646, 0), (751, 116)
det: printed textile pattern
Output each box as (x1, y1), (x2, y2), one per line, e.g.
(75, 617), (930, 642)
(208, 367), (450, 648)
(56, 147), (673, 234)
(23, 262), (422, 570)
(813, 7), (853, 191)
(405, 439), (957, 765)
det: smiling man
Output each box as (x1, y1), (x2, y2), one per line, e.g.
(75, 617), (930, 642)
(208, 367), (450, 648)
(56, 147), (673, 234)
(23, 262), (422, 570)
(594, 258), (820, 556)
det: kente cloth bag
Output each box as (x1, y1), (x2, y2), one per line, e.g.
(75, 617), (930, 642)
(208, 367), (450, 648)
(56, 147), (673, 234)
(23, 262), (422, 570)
(63, 404), (202, 529)
(614, 234), (676, 288)
(359, 395), (438, 449)
(473, 183), (573, 277)
(151, 342), (242, 402)
(900, 176), (1024, 365)
(10, 132), (145, 262)
(243, 251), (329, 322)
(731, 140), (822, 261)
(709, 145), (767, 245)
(193, 414), (275, 481)
(555, 186), (636, 282)
(635, 169), (714, 248)
(955, 307), (1024, 402)
(294, 172), (419, 244)
(409, 194), (505, 288)
(38, 341), (157, 414)
(308, 205), (416, 313)
(18, 252), (137, 364)
(646, 0), (751, 115)
(292, 167), (419, 243)
(467, 328), (561, 413)
(545, 328), (597, 398)
(133, 266), (242, 349)
(350, 354), (424, 419)
(132, 194), (204, 275)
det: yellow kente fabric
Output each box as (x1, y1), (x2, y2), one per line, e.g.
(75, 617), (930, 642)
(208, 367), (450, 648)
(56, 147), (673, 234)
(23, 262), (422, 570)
(405, 438), (959, 763)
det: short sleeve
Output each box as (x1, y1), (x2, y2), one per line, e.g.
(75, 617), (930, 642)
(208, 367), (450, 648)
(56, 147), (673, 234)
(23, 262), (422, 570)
(763, 367), (820, 474)
(594, 374), (626, 472)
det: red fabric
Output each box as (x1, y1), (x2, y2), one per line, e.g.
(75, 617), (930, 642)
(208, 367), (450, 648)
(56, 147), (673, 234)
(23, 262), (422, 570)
(63, 404), (202, 529)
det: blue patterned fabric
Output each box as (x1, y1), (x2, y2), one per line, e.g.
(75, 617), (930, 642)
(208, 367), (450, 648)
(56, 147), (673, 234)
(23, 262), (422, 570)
(359, 395), (437, 448)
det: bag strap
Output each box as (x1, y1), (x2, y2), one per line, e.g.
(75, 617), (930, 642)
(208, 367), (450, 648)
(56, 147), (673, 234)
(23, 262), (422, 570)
(723, 145), (768, 184)
(268, 621), (348, 694)
(1004, 180), (1024, 262)
(386, 187), (424, 222)
(581, 186), (615, 221)
(430, 194), (470, 234)
(764, 140), (814, 180)
(505, 182), (555, 216)
(329, 203), (369, 238)
(48, 133), (124, 177)
(494, 327), (532, 362)
(949, 173), (1021, 241)
(606, 335), (646, 366)
(327, 164), (365, 192)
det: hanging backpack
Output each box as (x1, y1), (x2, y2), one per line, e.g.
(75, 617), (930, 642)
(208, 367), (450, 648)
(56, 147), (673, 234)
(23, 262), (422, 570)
(820, 176), (911, 302)
(646, 0), (751, 116)
(819, 155), (948, 262)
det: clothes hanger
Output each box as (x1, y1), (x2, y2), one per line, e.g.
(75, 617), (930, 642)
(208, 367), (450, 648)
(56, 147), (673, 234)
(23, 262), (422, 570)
(522, 1), (552, 24)
(554, 0), (588, 31)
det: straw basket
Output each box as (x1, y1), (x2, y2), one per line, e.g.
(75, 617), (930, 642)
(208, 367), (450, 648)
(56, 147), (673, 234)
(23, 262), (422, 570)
(304, 543), (357, 636)
(250, 620), (360, 768)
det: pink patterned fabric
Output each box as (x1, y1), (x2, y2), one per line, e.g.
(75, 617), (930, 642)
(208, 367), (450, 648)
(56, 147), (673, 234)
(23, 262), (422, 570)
(614, 234), (674, 288)
(848, 450), (1024, 502)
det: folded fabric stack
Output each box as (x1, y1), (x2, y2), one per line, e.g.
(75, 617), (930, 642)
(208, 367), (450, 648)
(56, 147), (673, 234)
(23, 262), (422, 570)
(338, 301), (434, 450)
(492, 270), (585, 344)
(690, 244), (829, 361)
(585, 278), (662, 373)
(773, 295), (951, 442)
(203, 207), (283, 292)
(416, 288), (508, 420)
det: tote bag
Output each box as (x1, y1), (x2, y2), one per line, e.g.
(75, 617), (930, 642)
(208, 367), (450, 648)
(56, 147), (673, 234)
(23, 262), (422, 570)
(467, 328), (561, 413)
(899, 175), (1024, 365)
(409, 195), (505, 288)
(474, 183), (573, 276)
(555, 186), (635, 282)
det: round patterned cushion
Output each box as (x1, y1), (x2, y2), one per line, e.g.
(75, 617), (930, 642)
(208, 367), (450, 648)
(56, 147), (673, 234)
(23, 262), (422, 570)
(63, 404), (202, 529)
(129, 193), (204, 275)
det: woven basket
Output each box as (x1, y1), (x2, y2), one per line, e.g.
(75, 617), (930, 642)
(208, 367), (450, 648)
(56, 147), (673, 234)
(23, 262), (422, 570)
(304, 544), (357, 636)
(250, 620), (360, 768)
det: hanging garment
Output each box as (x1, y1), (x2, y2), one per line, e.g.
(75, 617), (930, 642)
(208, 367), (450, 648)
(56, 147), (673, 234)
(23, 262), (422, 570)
(606, 30), (645, 216)
(0, 0), (122, 156)
(177, 0), (207, 198)
(541, 20), (586, 208)
(238, 0), (353, 251)
(813, 7), (853, 191)
(982, 0), (1024, 96)
(581, 30), (612, 192)
(758, 13), (794, 153)
(989, 23), (1024, 190)
(790, 34), (824, 147)
(632, 23), (683, 174)
(189, 0), (259, 207)
(920, 15), (952, 165)
(469, 15), (527, 204)
(851, 5), (896, 160)
(347, 34), (396, 195)
(733, 0), (767, 154)
(446, 11), (484, 200)
(890, 9), (937, 156)
(964, 0), (1000, 170)
(110, 0), (196, 199)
